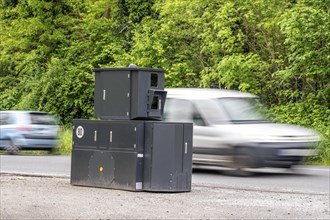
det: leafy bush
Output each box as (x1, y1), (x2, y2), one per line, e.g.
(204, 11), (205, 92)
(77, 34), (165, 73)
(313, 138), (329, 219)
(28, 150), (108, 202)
(313, 128), (330, 166)
(1, 0), (329, 165)
(56, 128), (72, 155)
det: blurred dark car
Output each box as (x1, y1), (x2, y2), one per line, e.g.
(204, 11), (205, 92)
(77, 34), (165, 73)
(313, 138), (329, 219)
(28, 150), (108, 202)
(0, 111), (60, 154)
(164, 88), (320, 173)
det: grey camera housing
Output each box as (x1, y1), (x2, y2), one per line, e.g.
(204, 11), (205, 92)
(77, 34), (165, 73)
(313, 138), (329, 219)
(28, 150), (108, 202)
(93, 67), (167, 120)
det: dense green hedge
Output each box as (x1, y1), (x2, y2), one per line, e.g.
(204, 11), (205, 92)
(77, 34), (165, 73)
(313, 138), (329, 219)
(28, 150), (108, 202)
(0, 0), (329, 164)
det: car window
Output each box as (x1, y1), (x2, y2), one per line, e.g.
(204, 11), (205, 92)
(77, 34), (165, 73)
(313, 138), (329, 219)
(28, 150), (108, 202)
(0, 113), (13, 125)
(217, 98), (267, 123)
(164, 98), (193, 122)
(164, 98), (206, 126)
(29, 113), (58, 125)
(0, 113), (8, 125)
(194, 99), (229, 125)
(192, 106), (206, 126)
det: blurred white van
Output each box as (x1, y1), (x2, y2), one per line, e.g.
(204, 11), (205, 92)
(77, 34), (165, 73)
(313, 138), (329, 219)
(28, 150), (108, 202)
(164, 88), (320, 172)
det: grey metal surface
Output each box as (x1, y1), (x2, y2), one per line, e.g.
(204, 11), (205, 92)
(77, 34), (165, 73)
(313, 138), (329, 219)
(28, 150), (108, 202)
(93, 67), (166, 120)
(74, 67), (192, 192)
(94, 70), (131, 119)
(70, 120), (193, 192)
(71, 150), (143, 191)
(71, 120), (144, 191)
(72, 120), (144, 152)
(143, 122), (193, 192)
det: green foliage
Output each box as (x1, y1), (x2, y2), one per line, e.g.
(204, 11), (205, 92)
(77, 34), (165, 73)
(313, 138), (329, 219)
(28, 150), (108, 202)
(56, 127), (73, 155)
(201, 53), (269, 95)
(128, 0), (205, 87)
(35, 58), (94, 124)
(277, 0), (330, 106)
(0, 0), (329, 163)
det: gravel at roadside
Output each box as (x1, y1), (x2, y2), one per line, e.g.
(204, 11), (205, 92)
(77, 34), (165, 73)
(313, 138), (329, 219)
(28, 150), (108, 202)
(1, 174), (329, 219)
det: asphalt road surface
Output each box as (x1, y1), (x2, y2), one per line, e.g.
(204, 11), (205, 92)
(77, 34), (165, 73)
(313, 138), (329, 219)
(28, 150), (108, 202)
(0, 155), (329, 219)
(0, 155), (329, 194)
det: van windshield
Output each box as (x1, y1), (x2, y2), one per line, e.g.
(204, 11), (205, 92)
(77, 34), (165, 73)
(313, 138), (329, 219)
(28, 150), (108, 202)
(218, 98), (268, 123)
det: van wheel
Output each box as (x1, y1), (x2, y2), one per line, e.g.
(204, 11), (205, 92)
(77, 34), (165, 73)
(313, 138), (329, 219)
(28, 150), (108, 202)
(5, 141), (20, 155)
(231, 148), (255, 176)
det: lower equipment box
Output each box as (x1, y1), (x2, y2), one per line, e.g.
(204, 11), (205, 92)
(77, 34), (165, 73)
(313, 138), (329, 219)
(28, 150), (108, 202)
(70, 119), (193, 192)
